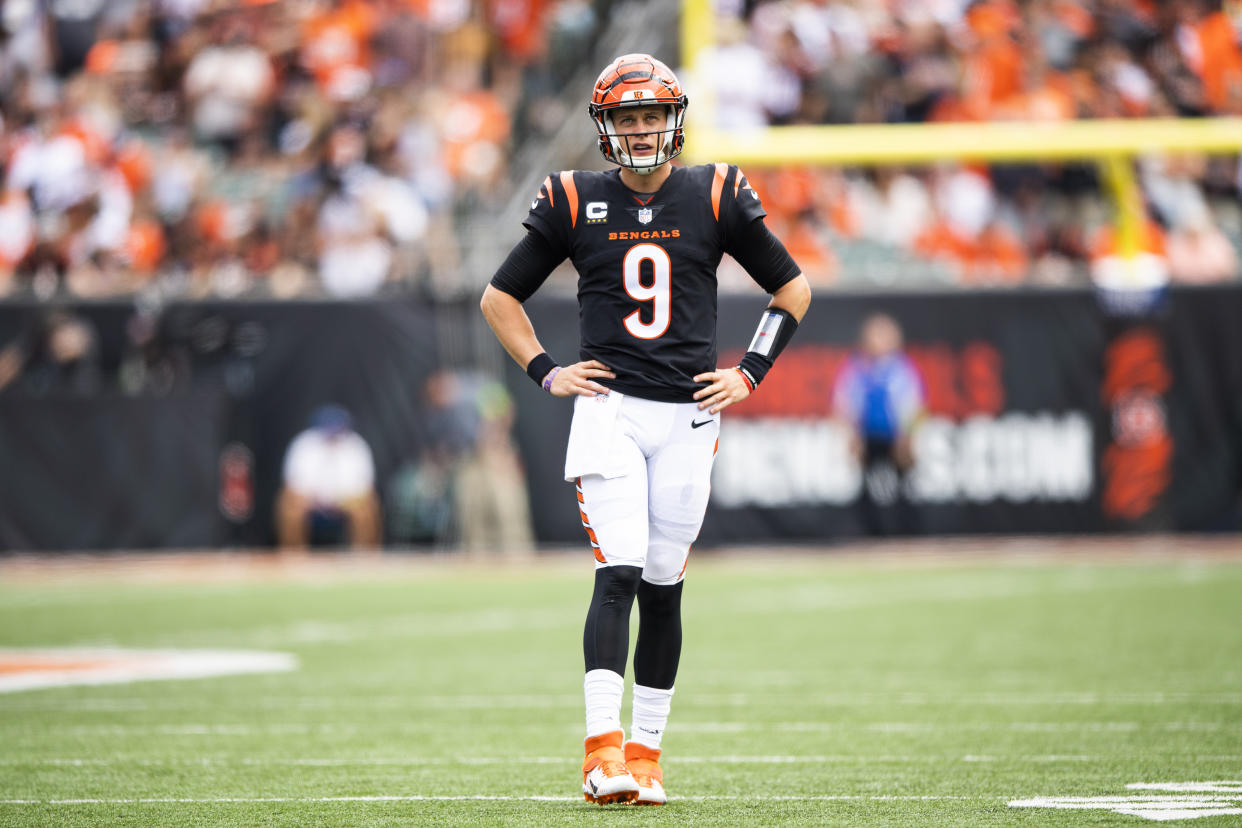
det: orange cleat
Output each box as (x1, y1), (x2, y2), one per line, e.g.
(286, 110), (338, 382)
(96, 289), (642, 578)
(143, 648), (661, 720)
(624, 741), (666, 805)
(582, 730), (639, 805)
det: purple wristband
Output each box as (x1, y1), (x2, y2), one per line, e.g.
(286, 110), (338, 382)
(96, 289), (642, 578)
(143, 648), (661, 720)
(542, 366), (561, 392)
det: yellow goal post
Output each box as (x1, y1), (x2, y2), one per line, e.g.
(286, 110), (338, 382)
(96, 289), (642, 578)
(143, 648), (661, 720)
(679, 0), (1242, 266)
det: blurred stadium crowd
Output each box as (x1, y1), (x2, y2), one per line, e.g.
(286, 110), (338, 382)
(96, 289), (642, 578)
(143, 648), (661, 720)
(0, 0), (1238, 302)
(0, 0), (603, 301)
(709, 0), (1242, 288)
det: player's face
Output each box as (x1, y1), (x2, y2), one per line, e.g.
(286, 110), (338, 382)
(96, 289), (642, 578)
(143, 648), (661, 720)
(611, 105), (669, 161)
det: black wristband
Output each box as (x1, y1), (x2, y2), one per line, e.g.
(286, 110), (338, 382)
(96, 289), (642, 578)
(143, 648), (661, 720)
(525, 352), (558, 387)
(738, 351), (772, 387)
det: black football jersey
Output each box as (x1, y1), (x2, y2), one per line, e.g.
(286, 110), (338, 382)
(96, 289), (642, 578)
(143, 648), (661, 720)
(520, 164), (795, 402)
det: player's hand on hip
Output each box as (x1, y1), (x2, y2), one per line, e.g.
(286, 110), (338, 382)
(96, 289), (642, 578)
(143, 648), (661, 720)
(692, 367), (751, 414)
(549, 360), (615, 397)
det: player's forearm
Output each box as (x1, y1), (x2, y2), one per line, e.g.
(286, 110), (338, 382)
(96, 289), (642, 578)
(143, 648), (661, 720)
(480, 284), (548, 370)
(768, 274), (811, 322)
(735, 274), (810, 391)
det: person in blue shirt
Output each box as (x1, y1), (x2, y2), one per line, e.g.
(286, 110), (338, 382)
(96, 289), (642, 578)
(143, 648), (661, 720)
(831, 312), (926, 535)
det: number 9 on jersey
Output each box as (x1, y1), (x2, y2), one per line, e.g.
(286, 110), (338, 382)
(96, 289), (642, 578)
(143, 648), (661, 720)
(622, 243), (671, 340)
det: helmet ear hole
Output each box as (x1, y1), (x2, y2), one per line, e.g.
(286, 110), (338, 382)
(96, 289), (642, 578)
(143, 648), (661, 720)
(593, 113), (615, 161)
(603, 112), (624, 162)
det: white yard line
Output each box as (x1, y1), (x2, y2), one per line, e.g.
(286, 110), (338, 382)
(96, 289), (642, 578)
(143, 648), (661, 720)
(0, 794), (988, 805)
(5, 691), (1240, 710)
(10, 719), (1237, 737)
(45, 724), (350, 736)
(5, 755), (1241, 767)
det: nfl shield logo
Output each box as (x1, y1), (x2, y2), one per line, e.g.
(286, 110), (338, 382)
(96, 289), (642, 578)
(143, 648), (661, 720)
(637, 207), (653, 225)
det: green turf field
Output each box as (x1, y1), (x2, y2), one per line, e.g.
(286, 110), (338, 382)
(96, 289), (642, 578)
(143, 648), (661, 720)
(1, 551), (1240, 827)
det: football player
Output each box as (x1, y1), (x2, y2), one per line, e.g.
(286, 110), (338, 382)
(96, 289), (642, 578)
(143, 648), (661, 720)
(480, 53), (811, 805)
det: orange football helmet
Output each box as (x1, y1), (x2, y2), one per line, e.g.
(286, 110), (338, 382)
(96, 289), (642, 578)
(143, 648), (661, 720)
(588, 53), (688, 175)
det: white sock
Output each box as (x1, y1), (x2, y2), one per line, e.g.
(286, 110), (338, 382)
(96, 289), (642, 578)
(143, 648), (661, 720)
(584, 669), (625, 738)
(630, 684), (674, 750)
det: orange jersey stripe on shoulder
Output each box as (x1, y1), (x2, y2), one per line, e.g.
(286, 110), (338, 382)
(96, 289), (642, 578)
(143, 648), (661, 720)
(734, 167), (751, 198)
(559, 171), (579, 229)
(541, 175), (554, 207)
(711, 163), (729, 221)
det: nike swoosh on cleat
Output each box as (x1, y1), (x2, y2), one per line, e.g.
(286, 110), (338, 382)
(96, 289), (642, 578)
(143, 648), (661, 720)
(690, 419), (713, 429)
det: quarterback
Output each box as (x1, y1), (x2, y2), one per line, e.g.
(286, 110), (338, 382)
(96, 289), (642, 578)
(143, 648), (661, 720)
(480, 54), (811, 805)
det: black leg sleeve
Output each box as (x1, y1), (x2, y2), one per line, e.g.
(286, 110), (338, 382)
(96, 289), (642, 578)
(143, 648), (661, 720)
(583, 565), (642, 675)
(633, 579), (684, 690)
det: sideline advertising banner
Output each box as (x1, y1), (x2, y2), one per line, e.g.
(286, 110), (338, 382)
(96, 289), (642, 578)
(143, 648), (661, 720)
(513, 287), (1242, 544)
(0, 289), (1238, 550)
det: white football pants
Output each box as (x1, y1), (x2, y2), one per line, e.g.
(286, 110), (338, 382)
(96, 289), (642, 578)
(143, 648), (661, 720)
(564, 391), (719, 585)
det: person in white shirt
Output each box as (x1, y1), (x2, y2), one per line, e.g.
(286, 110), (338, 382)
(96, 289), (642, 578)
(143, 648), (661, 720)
(276, 404), (380, 550)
